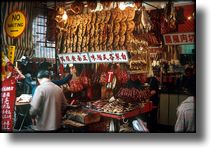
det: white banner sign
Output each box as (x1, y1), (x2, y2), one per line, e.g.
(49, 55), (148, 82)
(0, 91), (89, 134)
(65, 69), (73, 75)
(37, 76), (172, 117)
(88, 50), (128, 63)
(58, 53), (90, 64)
(163, 32), (195, 45)
(58, 50), (129, 64)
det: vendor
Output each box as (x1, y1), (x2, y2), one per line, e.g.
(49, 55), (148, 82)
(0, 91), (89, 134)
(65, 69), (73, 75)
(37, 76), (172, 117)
(30, 70), (68, 132)
(31, 64), (74, 96)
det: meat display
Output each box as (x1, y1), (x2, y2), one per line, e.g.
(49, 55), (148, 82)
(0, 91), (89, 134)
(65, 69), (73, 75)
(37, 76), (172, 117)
(91, 100), (108, 110)
(91, 98), (140, 114)
(55, 6), (143, 53)
(65, 109), (101, 124)
(116, 70), (128, 84)
(115, 87), (151, 103)
(129, 50), (148, 71)
(99, 72), (107, 85)
(68, 79), (84, 93)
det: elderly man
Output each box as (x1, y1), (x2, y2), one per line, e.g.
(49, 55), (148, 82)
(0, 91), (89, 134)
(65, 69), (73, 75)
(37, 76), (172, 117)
(30, 70), (68, 132)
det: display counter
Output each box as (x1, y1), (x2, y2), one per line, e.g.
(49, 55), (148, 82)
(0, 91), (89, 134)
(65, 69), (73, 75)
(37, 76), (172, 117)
(84, 101), (153, 132)
(14, 97), (32, 131)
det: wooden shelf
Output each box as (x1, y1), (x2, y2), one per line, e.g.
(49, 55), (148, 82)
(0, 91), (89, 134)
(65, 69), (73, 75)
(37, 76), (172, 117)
(128, 70), (148, 74)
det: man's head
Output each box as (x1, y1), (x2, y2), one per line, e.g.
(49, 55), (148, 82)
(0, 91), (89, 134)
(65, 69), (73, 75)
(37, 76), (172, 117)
(37, 70), (50, 84)
(185, 67), (193, 77)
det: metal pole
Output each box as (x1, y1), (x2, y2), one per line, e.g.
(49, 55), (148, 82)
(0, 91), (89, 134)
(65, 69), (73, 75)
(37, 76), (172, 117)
(54, 0), (58, 77)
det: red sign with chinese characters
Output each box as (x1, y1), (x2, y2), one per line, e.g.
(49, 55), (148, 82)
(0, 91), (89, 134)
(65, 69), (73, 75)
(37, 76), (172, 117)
(1, 77), (16, 132)
(106, 71), (114, 83)
(163, 32), (195, 45)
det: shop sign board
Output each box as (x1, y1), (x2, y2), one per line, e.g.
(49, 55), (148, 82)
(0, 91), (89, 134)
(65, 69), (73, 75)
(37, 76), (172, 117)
(88, 50), (128, 63)
(8, 46), (16, 64)
(1, 78), (16, 132)
(58, 50), (129, 64)
(58, 53), (90, 64)
(5, 11), (26, 38)
(163, 32), (195, 45)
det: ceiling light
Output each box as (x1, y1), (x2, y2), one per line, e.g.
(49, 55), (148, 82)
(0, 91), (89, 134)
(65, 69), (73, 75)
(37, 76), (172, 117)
(161, 3), (165, 9)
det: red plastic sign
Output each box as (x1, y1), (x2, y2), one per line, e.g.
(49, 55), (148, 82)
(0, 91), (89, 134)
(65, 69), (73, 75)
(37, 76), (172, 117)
(1, 77), (16, 132)
(106, 71), (114, 83)
(163, 32), (195, 45)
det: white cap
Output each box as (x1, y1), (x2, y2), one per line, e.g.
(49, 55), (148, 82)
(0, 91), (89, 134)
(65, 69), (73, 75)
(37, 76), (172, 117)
(17, 56), (26, 61)
(69, 64), (73, 67)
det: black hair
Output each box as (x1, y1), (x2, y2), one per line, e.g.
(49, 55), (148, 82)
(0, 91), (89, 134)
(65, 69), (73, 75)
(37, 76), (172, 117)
(37, 70), (50, 79)
(185, 67), (193, 73)
(186, 75), (196, 97)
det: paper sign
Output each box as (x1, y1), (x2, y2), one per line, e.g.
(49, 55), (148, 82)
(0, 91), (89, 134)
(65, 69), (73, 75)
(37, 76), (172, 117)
(8, 46), (16, 64)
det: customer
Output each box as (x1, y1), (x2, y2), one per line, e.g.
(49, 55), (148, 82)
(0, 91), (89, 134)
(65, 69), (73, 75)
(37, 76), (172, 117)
(30, 70), (68, 132)
(181, 67), (194, 92)
(175, 73), (196, 132)
(147, 71), (160, 132)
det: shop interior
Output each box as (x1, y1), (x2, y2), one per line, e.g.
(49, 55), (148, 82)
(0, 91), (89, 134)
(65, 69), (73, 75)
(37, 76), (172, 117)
(1, 1), (195, 133)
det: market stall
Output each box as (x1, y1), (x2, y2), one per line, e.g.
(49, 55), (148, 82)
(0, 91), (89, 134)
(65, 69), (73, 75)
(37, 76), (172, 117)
(1, 1), (195, 133)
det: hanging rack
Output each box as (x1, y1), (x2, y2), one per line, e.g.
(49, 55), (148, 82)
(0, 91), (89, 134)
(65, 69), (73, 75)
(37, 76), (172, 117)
(142, 1), (160, 9)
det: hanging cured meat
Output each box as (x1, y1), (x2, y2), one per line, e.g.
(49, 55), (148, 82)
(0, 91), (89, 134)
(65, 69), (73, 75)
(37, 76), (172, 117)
(115, 7), (122, 23)
(100, 1), (112, 9)
(68, 79), (84, 93)
(119, 22), (127, 36)
(116, 70), (129, 84)
(113, 22), (120, 35)
(96, 11), (102, 23)
(100, 10), (106, 23)
(141, 6), (152, 32)
(164, 1), (176, 30)
(70, 2), (84, 14)
(125, 7), (135, 21)
(126, 21), (135, 33)
(111, 8), (117, 22)
(134, 10), (144, 34)
(113, 35), (120, 50)
(55, 4), (144, 53)
(121, 9), (128, 22)
(119, 35), (125, 48)
(88, 2), (97, 11)
(105, 10), (111, 23)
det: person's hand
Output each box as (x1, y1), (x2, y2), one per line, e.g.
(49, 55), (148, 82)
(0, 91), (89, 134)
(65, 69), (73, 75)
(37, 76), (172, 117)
(70, 66), (76, 74)
(151, 90), (156, 95)
(31, 118), (36, 125)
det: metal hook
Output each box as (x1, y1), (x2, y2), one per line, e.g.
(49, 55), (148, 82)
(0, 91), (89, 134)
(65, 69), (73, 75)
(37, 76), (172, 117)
(122, 116), (128, 124)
